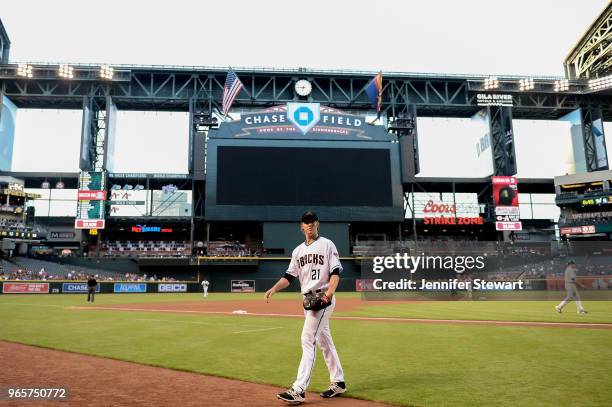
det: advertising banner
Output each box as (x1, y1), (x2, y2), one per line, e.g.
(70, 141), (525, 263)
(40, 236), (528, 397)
(113, 283), (147, 293)
(158, 283), (187, 292)
(422, 200), (484, 225)
(355, 279), (376, 292)
(492, 176), (522, 231)
(77, 190), (107, 200)
(230, 280), (255, 293)
(559, 225), (596, 235)
(62, 283), (101, 293)
(75, 219), (105, 229)
(546, 275), (612, 290)
(3, 283), (50, 294)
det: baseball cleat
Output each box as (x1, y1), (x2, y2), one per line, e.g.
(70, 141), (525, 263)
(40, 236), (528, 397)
(555, 306), (562, 313)
(320, 382), (347, 398)
(277, 388), (305, 405)
(578, 310), (588, 315)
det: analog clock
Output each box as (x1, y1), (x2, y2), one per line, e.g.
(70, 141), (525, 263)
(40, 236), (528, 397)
(295, 79), (312, 97)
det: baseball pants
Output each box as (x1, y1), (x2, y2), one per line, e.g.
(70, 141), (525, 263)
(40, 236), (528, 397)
(292, 297), (344, 393)
(557, 284), (585, 312)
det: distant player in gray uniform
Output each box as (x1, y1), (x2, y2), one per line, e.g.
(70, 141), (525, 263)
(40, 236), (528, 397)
(555, 260), (587, 315)
(265, 211), (346, 405)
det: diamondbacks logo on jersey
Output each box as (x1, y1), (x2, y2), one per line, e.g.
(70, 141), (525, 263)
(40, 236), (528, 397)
(298, 253), (325, 267)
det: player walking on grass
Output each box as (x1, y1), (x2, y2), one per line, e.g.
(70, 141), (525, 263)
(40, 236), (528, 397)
(265, 211), (346, 405)
(556, 260), (587, 315)
(87, 275), (97, 303)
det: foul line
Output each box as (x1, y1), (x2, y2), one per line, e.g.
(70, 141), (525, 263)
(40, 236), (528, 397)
(66, 306), (612, 329)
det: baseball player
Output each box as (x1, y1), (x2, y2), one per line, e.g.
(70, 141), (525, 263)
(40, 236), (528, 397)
(555, 260), (587, 315)
(87, 275), (97, 303)
(201, 279), (210, 297)
(265, 211), (346, 405)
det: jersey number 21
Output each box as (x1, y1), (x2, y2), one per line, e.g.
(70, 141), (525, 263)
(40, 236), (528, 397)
(311, 269), (320, 280)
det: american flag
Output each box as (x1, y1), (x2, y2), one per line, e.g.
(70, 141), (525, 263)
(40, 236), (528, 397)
(221, 68), (244, 116)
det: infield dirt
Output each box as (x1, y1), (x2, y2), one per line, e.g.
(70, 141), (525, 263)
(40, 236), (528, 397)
(0, 341), (393, 407)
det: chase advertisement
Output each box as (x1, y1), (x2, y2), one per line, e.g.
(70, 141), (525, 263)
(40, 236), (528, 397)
(210, 103), (392, 141)
(62, 283), (101, 293)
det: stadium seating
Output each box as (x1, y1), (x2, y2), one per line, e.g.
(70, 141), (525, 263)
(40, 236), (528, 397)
(3, 257), (124, 280)
(102, 240), (190, 258)
(206, 241), (257, 257)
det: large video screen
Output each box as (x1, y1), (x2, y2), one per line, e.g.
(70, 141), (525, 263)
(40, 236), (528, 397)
(0, 96), (17, 171)
(110, 111), (189, 174)
(513, 119), (575, 178)
(416, 116), (493, 178)
(12, 108), (82, 172)
(216, 146), (392, 206)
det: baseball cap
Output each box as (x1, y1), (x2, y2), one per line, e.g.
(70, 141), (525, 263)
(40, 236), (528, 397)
(301, 211), (318, 223)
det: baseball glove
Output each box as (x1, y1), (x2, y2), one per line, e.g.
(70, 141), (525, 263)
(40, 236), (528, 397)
(303, 292), (331, 311)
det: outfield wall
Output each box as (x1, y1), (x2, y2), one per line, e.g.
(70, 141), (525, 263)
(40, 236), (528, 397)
(0, 281), (201, 294)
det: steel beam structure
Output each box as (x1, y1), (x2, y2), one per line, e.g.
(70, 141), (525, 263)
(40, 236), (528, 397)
(564, 2), (612, 79)
(1, 64), (611, 120)
(489, 106), (517, 176)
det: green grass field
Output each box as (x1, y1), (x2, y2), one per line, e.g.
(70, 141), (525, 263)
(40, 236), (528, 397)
(1, 293), (611, 406)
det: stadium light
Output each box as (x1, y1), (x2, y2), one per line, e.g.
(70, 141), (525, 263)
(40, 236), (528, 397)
(518, 78), (534, 91)
(58, 64), (74, 79)
(483, 76), (499, 90)
(100, 65), (114, 80)
(588, 75), (612, 91)
(554, 79), (569, 92)
(17, 64), (33, 78)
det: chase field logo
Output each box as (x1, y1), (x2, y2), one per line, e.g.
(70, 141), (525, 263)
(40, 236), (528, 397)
(286, 103), (321, 135)
(213, 104), (391, 141)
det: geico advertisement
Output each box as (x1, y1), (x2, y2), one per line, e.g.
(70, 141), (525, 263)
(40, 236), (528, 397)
(158, 283), (187, 292)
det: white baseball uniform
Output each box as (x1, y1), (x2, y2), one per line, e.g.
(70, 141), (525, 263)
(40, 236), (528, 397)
(557, 266), (585, 313)
(284, 236), (345, 393)
(201, 280), (209, 297)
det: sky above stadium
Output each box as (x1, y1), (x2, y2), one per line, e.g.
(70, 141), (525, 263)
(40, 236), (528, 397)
(2, 0), (611, 174)
(2, 0), (608, 75)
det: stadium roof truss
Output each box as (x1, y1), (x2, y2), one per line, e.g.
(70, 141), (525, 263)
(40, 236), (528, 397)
(564, 2), (612, 80)
(1, 65), (611, 120)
